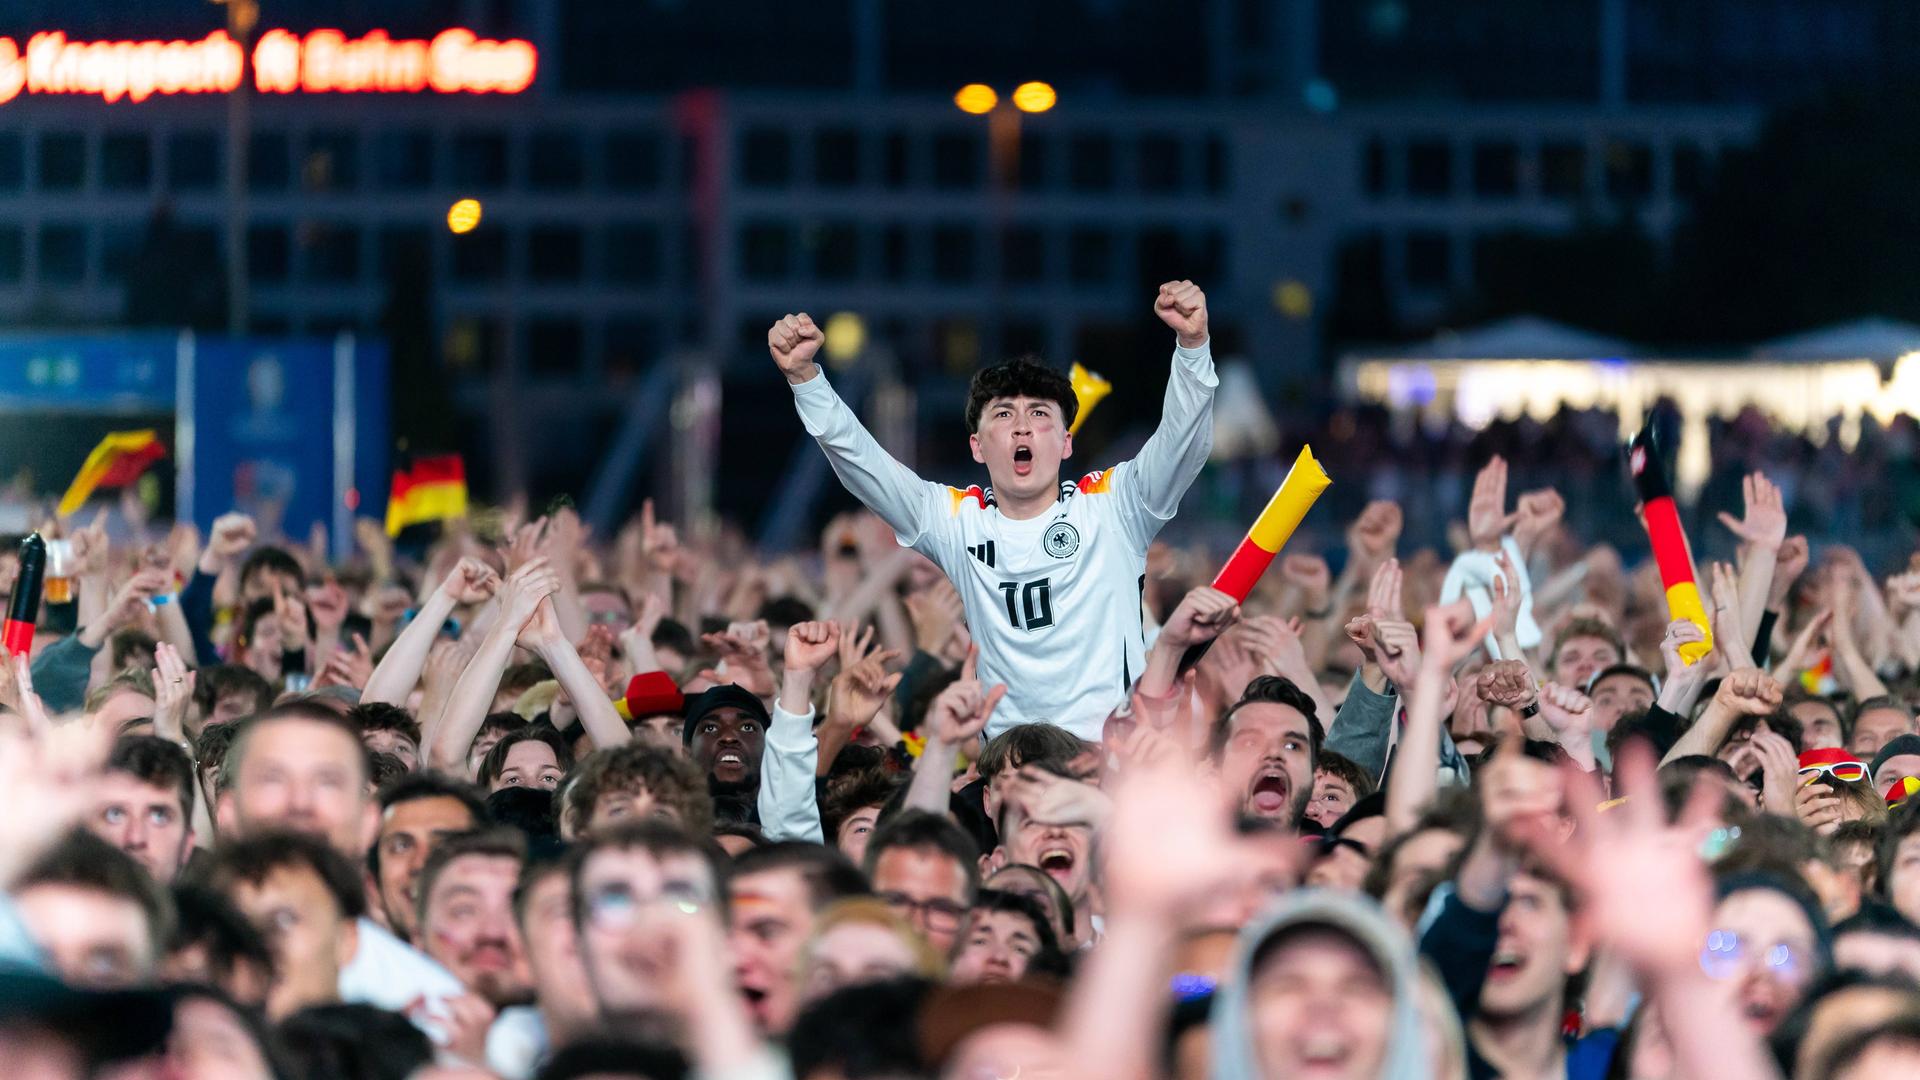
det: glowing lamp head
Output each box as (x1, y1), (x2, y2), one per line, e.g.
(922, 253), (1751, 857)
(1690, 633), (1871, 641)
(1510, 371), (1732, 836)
(446, 198), (483, 234)
(954, 83), (998, 115)
(823, 312), (867, 367)
(1012, 81), (1057, 113)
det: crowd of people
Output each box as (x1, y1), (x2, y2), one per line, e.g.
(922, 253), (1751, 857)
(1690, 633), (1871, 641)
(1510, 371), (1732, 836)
(2, 280), (1920, 1079)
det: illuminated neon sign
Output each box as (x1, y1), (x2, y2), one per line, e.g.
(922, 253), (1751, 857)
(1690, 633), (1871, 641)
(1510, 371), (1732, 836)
(0, 27), (536, 105)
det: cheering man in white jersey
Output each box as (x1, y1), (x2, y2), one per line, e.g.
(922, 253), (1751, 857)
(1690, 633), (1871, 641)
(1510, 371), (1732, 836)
(768, 282), (1215, 741)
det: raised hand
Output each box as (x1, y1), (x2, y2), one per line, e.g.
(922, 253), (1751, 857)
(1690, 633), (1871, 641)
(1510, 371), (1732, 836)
(1347, 501), (1403, 568)
(1748, 728), (1800, 816)
(503, 516), (548, 574)
(1158, 586), (1241, 651)
(1420, 598), (1495, 674)
(827, 649), (904, 732)
(1489, 549), (1522, 645)
(768, 313), (825, 382)
(1279, 554), (1331, 614)
(314, 633), (373, 691)
(1714, 667), (1783, 717)
(106, 569), (171, 629)
(1003, 765), (1113, 829)
(926, 648), (1005, 748)
(783, 620), (841, 674)
(1476, 660), (1537, 712)
(1657, 618), (1711, 709)
(70, 510), (111, 579)
(1795, 779), (1846, 835)
(1771, 609), (1831, 683)
(1372, 618), (1422, 689)
(637, 498), (682, 577)
(1770, 535), (1810, 609)
(1717, 471), (1788, 551)
(1366, 558), (1404, 621)
(498, 558), (562, 628)
(1536, 683), (1594, 744)
(150, 642), (195, 740)
(1512, 488), (1565, 553)
(442, 556), (501, 606)
(905, 580), (965, 656)
(1467, 456), (1519, 552)
(1153, 280), (1209, 348)
(837, 623), (879, 672)
(199, 512), (257, 573)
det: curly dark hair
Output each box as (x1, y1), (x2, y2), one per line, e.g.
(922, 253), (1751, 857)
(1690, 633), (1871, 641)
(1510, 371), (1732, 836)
(562, 743), (713, 838)
(964, 357), (1077, 434)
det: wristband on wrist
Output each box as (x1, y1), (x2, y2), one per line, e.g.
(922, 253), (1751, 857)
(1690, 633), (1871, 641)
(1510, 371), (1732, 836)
(1518, 701), (1540, 719)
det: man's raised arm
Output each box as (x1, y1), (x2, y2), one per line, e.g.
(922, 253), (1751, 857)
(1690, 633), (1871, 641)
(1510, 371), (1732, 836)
(771, 313), (946, 552)
(1113, 281), (1217, 546)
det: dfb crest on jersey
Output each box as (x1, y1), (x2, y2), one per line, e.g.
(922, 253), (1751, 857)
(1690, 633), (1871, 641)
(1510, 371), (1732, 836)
(1043, 521), (1081, 559)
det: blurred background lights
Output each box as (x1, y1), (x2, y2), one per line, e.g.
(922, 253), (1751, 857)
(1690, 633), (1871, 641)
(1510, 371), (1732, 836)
(953, 83), (997, 114)
(446, 198), (482, 234)
(1012, 81), (1057, 113)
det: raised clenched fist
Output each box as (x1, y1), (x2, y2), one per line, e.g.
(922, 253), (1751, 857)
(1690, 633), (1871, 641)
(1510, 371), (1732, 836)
(1153, 281), (1208, 349)
(768, 313), (825, 383)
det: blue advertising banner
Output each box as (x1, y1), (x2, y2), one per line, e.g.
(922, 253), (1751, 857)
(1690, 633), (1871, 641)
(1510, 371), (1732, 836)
(185, 336), (388, 557)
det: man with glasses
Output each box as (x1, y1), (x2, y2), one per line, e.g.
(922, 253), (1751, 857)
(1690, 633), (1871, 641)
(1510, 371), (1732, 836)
(568, 819), (727, 1028)
(862, 810), (978, 954)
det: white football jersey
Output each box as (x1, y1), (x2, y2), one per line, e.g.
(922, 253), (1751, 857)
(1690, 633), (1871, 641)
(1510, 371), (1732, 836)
(791, 342), (1216, 742)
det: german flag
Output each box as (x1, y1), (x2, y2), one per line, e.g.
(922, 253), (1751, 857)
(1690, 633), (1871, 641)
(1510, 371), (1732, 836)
(58, 430), (165, 516)
(385, 455), (468, 536)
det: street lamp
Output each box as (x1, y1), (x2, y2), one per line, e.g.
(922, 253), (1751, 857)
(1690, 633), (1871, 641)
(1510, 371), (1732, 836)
(1011, 81), (1056, 113)
(953, 83), (998, 115)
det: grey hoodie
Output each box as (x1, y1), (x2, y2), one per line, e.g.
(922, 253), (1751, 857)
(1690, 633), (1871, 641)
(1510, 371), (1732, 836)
(1209, 889), (1430, 1080)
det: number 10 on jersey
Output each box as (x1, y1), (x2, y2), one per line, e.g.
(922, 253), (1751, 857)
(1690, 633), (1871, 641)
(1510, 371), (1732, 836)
(998, 578), (1053, 631)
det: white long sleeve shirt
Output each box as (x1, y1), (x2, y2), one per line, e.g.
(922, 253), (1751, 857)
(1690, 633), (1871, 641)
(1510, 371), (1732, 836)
(791, 342), (1216, 741)
(757, 701), (822, 842)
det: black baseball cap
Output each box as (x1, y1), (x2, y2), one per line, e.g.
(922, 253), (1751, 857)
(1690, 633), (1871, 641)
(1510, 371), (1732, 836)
(681, 684), (772, 745)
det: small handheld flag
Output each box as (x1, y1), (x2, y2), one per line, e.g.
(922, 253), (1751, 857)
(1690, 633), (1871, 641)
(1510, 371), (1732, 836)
(57, 430), (165, 517)
(1068, 363), (1111, 436)
(385, 455), (469, 536)
(1627, 425), (1712, 664)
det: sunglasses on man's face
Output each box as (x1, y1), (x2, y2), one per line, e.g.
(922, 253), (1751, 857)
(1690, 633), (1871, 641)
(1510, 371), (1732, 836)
(1798, 761), (1867, 785)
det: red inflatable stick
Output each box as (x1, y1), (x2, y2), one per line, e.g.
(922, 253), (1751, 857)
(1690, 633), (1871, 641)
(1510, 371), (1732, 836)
(1627, 426), (1711, 664)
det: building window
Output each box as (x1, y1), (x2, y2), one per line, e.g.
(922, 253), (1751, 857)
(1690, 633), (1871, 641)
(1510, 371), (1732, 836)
(1672, 142), (1709, 200)
(814, 128), (860, 188)
(39, 223), (87, 282)
(603, 316), (660, 380)
(1002, 226), (1044, 284)
(302, 223), (359, 282)
(740, 127), (791, 188)
(1017, 132), (1047, 190)
(451, 229), (507, 282)
(528, 130), (585, 191)
(101, 133), (150, 191)
(810, 221), (859, 281)
(249, 132), (290, 191)
(1068, 134), (1114, 192)
(303, 130), (358, 191)
(1139, 134), (1183, 194)
(880, 223), (910, 278)
(882, 130), (910, 188)
(373, 130), (433, 190)
(101, 226), (142, 283)
(1541, 141), (1585, 198)
(1405, 231), (1451, 287)
(931, 224), (976, 283)
(1068, 227), (1112, 285)
(1203, 135), (1229, 193)
(377, 226), (431, 279)
(604, 223), (663, 284)
(526, 317), (585, 375)
(0, 226), (22, 281)
(605, 130), (663, 191)
(1472, 141), (1520, 198)
(248, 224), (291, 284)
(931, 131), (982, 191)
(39, 134), (86, 191)
(452, 133), (509, 189)
(528, 225), (584, 283)
(1363, 137), (1389, 197)
(740, 222), (791, 281)
(0, 134), (21, 191)
(164, 131), (218, 191)
(1604, 139), (1653, 199)
(1406, 139), (1452, 198)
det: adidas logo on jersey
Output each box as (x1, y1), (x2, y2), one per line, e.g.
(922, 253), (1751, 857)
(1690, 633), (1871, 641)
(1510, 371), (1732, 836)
(967, 541), (997, 568)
